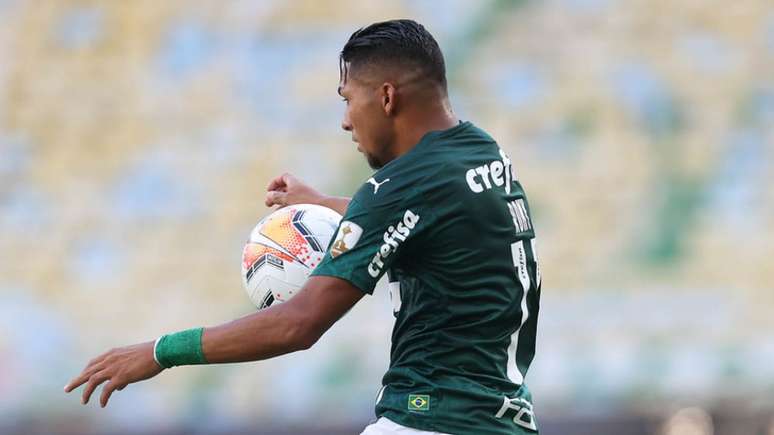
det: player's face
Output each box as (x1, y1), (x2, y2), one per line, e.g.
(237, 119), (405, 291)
(338, 68), (394, 170)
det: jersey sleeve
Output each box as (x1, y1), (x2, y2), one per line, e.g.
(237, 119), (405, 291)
(310, 188), (428, 295)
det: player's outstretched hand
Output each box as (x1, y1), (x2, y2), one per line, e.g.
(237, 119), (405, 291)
(265, 172), (325, 208)
(64, 341), (164, 407)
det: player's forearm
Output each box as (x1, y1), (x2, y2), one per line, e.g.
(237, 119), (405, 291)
(155, 277), (360, 368)
(319, 195), (351, 216)
(201, 303), (316, 363)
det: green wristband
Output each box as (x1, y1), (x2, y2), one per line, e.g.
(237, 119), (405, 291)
(154, 327), (207, 369)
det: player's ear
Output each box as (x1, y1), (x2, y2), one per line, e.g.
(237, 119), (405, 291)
(381, 82), (397, 116)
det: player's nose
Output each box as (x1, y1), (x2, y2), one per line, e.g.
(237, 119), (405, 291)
(341, 111), (353, 132)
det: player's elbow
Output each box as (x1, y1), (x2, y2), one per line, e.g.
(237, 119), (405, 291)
(295, 328), (322, 351)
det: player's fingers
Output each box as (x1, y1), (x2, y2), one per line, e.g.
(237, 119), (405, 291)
(281, 172), (298, 187)
(99, 380), (123, 408)
(266, 173), (290, 192)
(65, 362), (104, 393)
(65, 372), (88, 393)
(86, 354), (104, 368)
(81, 371), (110, 405)
(265, 191), (288, 207)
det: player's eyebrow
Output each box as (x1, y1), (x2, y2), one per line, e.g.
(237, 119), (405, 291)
(337, 86), (343, 97)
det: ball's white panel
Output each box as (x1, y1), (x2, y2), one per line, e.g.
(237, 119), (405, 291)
(240, 204), (342, 309)
(261, 275), (301, 307)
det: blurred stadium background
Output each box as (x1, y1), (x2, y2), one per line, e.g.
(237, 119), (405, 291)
(1, 0), (773, 434)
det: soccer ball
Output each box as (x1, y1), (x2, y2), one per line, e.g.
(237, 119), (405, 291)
(241, 204), (342, 309)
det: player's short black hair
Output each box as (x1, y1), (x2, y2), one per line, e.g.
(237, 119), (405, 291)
(340, 19), (447, 91)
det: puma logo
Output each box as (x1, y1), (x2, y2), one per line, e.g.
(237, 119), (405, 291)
(366, 177), (391, 194)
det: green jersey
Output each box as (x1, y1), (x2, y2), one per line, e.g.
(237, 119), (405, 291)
(312, 121), (542, 435)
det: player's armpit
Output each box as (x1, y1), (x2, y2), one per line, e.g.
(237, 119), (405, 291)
(201, 276), (364, 364)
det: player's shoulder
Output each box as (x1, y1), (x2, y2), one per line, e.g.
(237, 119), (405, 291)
(350, 157), (447, 209)
(351, 166), (422, 212)
(350, 162), (465, 213)
(351, 122), (501, 209)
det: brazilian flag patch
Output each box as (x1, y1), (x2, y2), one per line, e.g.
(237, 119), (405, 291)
(408, 394), (430, 412)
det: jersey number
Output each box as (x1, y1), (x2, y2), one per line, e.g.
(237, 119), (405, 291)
(506, 229), (541, 383)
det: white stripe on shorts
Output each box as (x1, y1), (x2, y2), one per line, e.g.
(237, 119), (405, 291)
(360, 417), (452, 435)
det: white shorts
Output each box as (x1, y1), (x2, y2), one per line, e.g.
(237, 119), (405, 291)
(360, 417), (452, 435)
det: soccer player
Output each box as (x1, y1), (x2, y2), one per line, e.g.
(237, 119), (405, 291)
(65, 19), (542, 435)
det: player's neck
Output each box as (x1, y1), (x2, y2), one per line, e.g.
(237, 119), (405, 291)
(392, 101), (458, 158)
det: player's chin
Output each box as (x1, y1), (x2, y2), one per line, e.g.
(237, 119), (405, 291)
(365, 153), (383, 170)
